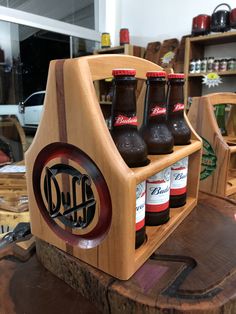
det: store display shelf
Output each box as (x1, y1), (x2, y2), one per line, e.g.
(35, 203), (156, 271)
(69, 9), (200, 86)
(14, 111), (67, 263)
(189, 31), (236, 45)
(188, 70), (236, 77)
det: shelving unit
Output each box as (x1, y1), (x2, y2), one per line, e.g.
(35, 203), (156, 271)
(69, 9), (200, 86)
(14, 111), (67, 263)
(188, 92), (236, 197)
(25, 54), (202, 280)
(184, 31), (236, 105)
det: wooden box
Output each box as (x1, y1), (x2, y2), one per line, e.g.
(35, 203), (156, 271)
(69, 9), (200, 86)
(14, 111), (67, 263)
(188, 92), (236, 197)
(25, 55), (202, 280)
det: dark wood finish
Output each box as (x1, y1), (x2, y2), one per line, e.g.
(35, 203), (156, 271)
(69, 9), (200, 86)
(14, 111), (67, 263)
(144, 41), (161, 64)
(157, 38), (179, 69)
(36, 192), (236, 313)
(0, 255), (100, 314)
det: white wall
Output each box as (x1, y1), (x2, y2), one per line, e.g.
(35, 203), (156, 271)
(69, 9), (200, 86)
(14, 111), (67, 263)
(117, 0), (235, 47)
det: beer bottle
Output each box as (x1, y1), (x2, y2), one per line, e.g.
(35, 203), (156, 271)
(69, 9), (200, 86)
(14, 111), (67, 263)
(110, 68), (148, 167)
(136, 181), (146, 248)
(140, 71), (174, 154)
(170, 157), (188, 208)
(215, 104), (227, 136)
(166, 73), (191, 145)
(146, 167), (171, 226)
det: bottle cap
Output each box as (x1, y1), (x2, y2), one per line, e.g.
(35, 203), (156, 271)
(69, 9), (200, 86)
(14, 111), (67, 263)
(167, 73), (185, 79)
(112, 68), (136, 76)
(146, 71), (166, 78)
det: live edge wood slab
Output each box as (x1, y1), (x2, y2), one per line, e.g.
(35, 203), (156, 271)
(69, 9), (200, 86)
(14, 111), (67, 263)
(36, 192), (236, 314)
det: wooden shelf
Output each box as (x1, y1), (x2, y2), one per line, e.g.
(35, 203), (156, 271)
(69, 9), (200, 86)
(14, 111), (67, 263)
(188, 70), (236, 77)
(132, 140), (201, 183)
(189, 31), (236, 45)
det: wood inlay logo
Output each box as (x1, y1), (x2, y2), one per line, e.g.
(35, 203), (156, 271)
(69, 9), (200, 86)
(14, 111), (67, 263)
(32, 142), (112, 249)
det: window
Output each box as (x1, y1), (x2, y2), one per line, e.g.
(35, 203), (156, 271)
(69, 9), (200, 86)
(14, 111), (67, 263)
(24, 92), (45, 107)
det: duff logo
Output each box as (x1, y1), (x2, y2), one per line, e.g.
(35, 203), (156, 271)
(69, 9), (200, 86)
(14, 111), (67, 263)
(44, 164), (96, 229)
(114, 115), (138, 127)
(173, 103), (185, 112)
(150, 105), (166, 117)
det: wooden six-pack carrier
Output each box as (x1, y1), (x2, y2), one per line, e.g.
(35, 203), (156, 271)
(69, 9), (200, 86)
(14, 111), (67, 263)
(25, 55), (202, 280)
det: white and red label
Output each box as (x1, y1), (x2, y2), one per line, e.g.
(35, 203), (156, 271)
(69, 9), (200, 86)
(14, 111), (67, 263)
(149, 105), (166, 117)
(146, 167), (171, 213)
(170, 157), (188, 196)
(136, 181), (146, 231)
(114, 115), (138, 127)
(173, 103), (185, 112)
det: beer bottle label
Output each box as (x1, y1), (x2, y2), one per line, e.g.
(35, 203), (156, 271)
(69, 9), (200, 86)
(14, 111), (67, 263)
(146, 167), (171, 212)
(170, 157), (188, 196)
(149, 105), (166, 117)
(114, 115), (138, 127)
(136, 181), (146, 231)
(172, 103), (185, 112)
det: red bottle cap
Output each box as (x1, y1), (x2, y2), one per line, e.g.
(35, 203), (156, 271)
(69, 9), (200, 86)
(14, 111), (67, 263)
(167, 73), (185, 79)
(112, 68), (136, 76)
(146, 71), (166, 78)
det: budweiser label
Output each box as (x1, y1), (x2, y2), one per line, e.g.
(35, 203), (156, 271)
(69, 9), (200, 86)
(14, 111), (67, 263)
(136, 181), (146, 231)
(150, 105), (166, 117)
(146, 167), (171, 213)
(114, 114), (138, 127)
(170, 157), (188, 196)
(173, 103), (185, 112)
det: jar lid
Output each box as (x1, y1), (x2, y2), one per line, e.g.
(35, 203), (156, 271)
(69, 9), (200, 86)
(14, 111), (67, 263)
(112, 68), (136, 76)
(167, 73), (185, 79)
(146, 71), (166, 78)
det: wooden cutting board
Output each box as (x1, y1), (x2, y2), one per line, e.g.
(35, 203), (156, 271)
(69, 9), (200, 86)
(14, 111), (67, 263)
(157, 38), (179, 70)
(144, 41), (161, 64)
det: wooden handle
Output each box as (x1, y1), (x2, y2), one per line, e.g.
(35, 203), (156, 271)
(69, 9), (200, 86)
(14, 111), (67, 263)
(86, 54), (163, 81)
(201, 92), (236, 106)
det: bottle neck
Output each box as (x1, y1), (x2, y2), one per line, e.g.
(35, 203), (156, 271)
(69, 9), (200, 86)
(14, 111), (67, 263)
(112, 77), (137, 113)
(167, 79), (185, 117)
(143, 79), (166, 124)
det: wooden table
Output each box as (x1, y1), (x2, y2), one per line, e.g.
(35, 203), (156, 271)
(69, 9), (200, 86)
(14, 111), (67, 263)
(1, 192), (236, 313)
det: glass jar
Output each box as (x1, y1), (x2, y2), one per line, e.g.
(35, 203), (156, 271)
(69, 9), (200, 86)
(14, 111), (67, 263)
(200, 58), (207, 72)
(195, 59), (201, 73)
(219, 59), (227, 72)
(207, 57), (214, 72)
(227, 58), (236, 71)
(212, 59), (220, 72)
(189, 59), (196, 73)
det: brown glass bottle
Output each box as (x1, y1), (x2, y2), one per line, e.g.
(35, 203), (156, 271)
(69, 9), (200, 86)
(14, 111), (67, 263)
(166, 73), (191, 145)
(110, 68), (148, 248)
(110, 69), (148, 167)
(140, 71), (174, 154)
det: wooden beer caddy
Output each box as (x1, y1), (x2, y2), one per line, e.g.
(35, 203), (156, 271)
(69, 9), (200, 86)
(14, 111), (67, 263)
(188, 92), (236, 197)
(25, 54), (202, 280)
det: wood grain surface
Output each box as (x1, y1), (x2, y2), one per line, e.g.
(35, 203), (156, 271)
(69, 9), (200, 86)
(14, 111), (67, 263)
(36, 192), (236, 314)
